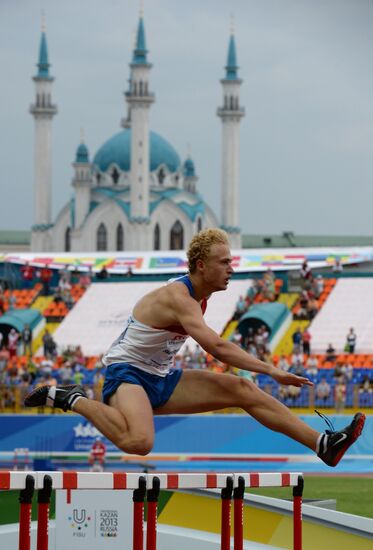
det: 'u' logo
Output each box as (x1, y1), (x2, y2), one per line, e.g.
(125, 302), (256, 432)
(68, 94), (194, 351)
(73, 509), (86, 524)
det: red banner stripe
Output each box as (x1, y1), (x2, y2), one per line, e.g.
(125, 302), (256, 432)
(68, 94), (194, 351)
(63, 472), (78, 489)
(167, 474), (179, 489)
(281, 473), (290, 486)
(0, 472), (10, 490)
(250, 473), (259, 487)
(206, 474), (217, 488)
(113, 473), (127, 489)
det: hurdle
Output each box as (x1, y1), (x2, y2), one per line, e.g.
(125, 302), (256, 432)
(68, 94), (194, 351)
(0, 470), (304, 550)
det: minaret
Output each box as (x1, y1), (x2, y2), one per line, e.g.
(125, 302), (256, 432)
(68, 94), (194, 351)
(72, 132), (92, 229)
(125, 13), (154, 249)
(30, 19), (57, 251)
(217, 26), (245, 249)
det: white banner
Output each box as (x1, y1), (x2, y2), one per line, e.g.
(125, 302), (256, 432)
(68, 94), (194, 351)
(56, 489), (134, 549)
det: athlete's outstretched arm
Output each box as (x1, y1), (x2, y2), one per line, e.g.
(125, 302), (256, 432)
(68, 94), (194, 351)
(172, 290), (312, 387)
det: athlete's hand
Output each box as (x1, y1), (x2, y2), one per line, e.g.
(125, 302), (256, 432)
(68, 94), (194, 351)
(270, 368), (313, 387)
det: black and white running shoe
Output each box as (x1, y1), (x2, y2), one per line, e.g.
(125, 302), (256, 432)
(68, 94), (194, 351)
(316, 410), (366, 467)
(24, 384), (87, 412)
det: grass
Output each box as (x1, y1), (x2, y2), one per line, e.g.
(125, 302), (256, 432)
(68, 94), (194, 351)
(246, 476), (373, 519)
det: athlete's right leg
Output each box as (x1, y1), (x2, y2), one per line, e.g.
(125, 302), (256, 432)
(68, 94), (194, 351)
(25, 384), (155, 455)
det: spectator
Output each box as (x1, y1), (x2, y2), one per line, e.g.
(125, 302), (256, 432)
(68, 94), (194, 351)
(278, 355), (290, 372)
(59, 264), (72, 284)
(316, 377), (331, 404)
(39, 264), (53, 296)
(235, 295), (247, 316)
(0, 289), (5, 315)
(312, 275), (324, 298)
(7, 291), (16, 311)
(333, 258), (343, 273)
(20, 262), (34, 289)
(300, 260), (312, 281)
(292, 327), (303, 352)
(305, 355), (318, 377)
(325, 343), (336, 363)
(42, 329), (57, 359)
(287, 385), (301, 403)
(96, 266), (109, 280)
(334, 377), (347, 413)
(345, 328), (357, 353)
(21, 324), (33, 356)
(302, 329), (312, 356)
(306, 297), (318, 320)
(79, 268), (92, 289)
(7, 328), (19, 359)
(125, 266), (133, 278)
(231, 329), (243, 347)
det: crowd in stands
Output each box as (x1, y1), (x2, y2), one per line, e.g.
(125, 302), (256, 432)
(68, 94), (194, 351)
(0, 260), (372, 411)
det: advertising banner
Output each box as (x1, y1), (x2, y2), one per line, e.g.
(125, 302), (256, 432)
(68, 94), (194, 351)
(56, 489), (133, 549)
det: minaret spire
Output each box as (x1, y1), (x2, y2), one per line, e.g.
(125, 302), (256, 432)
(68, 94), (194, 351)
(125, 11), (155, 249)
(30, 17), (58, 251)
(217, 24), (245, 249)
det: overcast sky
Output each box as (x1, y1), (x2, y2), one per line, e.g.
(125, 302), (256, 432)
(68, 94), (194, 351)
(1, 0), (373, 237)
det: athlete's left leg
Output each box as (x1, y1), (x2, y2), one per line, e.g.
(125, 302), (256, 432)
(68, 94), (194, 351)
(155, 369), (319, 451)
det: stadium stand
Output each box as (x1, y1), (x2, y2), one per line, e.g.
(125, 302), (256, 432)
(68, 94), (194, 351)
(309, 279), (373, 353)
(49, 280), (253, 356)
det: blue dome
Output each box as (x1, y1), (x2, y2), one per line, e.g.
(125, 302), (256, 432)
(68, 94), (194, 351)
(93, 129), (181, 173)
(76, 142), (89, 163)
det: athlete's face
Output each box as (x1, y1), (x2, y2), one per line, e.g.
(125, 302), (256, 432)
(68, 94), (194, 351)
(200, 243), (233, 291)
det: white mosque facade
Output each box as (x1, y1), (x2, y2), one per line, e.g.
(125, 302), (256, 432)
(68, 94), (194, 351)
(30, 16), (244, 252)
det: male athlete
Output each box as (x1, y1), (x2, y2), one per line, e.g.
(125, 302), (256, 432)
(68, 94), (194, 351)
(25, 228), (365, 467)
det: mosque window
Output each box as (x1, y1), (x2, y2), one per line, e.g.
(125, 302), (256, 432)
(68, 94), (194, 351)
(97, 223), (107, 251)
(224, 95), (228, 109)
(133, 82), (138, 95)
(170, 220), (184, 250)
(230, 96), (234, 110)
(158, 168), (165, 185)
(197, 217), (203, 232)
(96, 173), (101, 186)
(65, 227), (71, 252)
(111, 168), (120, 185)
(116, 223), (124, 251)
(139, 81), (143, 96)
(154, 223), (161, 250)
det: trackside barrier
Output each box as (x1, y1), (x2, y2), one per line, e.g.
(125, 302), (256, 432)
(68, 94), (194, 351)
(0, 471), (304, 550)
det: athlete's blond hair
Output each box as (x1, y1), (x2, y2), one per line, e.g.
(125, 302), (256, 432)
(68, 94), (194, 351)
(187, 228), (229, 273)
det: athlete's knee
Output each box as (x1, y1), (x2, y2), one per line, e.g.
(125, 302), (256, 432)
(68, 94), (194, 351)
(117, 433), (154, 456)
(232, 376), (261, 401)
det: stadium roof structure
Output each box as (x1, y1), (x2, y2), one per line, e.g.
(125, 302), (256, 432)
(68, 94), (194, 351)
(1, 231), (373, 250)
(243, 234), (373, 249)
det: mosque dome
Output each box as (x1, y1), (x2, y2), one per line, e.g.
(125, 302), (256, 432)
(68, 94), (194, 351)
(93, 129), (181, 173)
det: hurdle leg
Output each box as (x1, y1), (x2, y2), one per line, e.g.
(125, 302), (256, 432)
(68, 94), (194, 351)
(37, 474), (52, 550)
(133, 476), (146, 550)
(146, 476), (160, 550)
(233, 476), (245, 550)
(293, 475), (304, 550)
(18, 474), (35, 550)
(221, 476), (233, 550)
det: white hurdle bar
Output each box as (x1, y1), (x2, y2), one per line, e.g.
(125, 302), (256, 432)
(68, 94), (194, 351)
(0, 471), (304, 550)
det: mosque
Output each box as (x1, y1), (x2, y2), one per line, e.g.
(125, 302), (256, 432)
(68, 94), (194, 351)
(30, 14), (245, 252)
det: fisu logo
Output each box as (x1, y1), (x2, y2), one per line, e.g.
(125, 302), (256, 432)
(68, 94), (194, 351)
(73, 509), (86, 524)
(68, 508), (91, 536)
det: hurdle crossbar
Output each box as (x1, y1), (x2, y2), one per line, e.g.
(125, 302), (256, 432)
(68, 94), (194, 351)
(0, 471), (304, 550)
